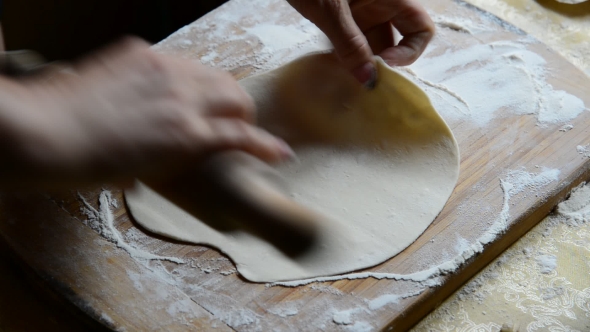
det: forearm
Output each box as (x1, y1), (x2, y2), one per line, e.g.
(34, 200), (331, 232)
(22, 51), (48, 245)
(0, 76), (40, 185)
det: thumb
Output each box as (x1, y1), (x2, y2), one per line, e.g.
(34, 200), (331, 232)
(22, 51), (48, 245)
(311, 0), (376, 87)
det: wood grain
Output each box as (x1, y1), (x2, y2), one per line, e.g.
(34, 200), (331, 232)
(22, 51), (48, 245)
(1, 0), (590, 331)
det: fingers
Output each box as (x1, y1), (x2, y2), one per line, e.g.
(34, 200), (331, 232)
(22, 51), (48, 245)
(364, 23), (396, 55)
(203, 119), (295, 163)
(378, 29), (433, 66)
(324, 2), (377, 86)
(287, 0), (435, 85)
(289, 0), (376, 86)
(381, 2), (435, 66)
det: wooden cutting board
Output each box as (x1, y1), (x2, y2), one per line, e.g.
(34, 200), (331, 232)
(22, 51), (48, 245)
(2, 0), (590, 331)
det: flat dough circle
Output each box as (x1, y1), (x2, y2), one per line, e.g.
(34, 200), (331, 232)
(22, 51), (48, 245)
(125, 54), (460, 282)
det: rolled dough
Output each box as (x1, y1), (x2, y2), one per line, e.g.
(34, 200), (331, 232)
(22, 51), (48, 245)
(125, 53), (460, 282)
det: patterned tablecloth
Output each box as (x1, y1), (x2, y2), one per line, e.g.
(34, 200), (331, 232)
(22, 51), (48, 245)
(414, 183), (590, 331)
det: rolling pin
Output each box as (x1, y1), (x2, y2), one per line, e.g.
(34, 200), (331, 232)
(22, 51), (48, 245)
(144, 151), (321, 258)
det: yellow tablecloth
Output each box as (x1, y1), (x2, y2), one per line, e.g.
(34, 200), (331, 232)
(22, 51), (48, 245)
(413, 183), (590, 331)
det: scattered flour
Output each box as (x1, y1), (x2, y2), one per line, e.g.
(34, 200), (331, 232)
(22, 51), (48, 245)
(79, 191), (184, 264)
(309, 284), (344, 296)
(155, 0), (331, 73)
(559, 124), (574, 132)
(244, 24), (314, 52)
(502, 167), (561, 200)
(540, 286), (565, 301)
(576, 144), (590, 158)
(431, 13), (495, 34)
(554, 183), (590, 226)
(221, 308), (259, 328)
(179, 39), (192, 46)
(367, 289), (425, 311)
(220, 268), (237, 276)
(536, 254), (557, 274)
(165, 298), (195, 316)
(268, 304), (299, 318)
(99, 312), (116, 327)
(332, 309), (354, 325)
(345, 321), (374, 332)
(454, 236), (473, 254)
(407, 41), (587, 127)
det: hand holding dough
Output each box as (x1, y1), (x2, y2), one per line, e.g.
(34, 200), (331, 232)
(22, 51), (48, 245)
(125, 53), (460, 282)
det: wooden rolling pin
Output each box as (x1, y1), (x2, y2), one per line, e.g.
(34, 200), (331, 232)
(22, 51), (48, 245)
(144, 151), (321, 257)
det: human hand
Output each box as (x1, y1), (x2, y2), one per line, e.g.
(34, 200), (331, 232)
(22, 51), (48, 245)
(286, 0), (435, 87)
(0, 37), (293, 188)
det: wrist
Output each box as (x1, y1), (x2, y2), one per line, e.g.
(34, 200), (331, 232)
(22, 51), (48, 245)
(0, 76), (58, 185)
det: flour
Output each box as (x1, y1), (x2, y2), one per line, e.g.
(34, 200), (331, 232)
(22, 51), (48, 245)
(502, 167), (561, 200)
(219, 268), (237, 276)
(244, 24), (315, 53)
(454, 236), (473, 254)
(220, 309), (259, 327)
(367, 289), (425, 311)
(431, 13), (496, 35)
(154, 0), (330, 73)
(553, 183), (590, 227)
(99, 312), (116, 327)
(345, 321), (373, 332)
(407, 41), (587, 127)
(536, 254), (557, 274)
(330, 307), (379, 331)
(332, 309), (355, 325)
(179, 39), (192, 46)
(79, 191), (184, 264)
(242, 22), (331, 71)
(199, 51), (218, 64)
(268, 304), (299, 318)
(559, 124), (574, 132)
(309, 284), (344, 296)
(540, 286), (565, 301)
(165, 298), (195, 316)
(576, 144), (590, 158)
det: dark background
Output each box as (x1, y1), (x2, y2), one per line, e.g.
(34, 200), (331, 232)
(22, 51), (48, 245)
(2, 0), (228, 61)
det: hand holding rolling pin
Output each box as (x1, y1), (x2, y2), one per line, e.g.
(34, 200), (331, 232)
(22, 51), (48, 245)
(0, 38), (294, 188)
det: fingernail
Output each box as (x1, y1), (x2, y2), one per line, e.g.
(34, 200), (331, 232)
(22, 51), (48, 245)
(352, 62), (377, 89)
(277, 138), (297, 161)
